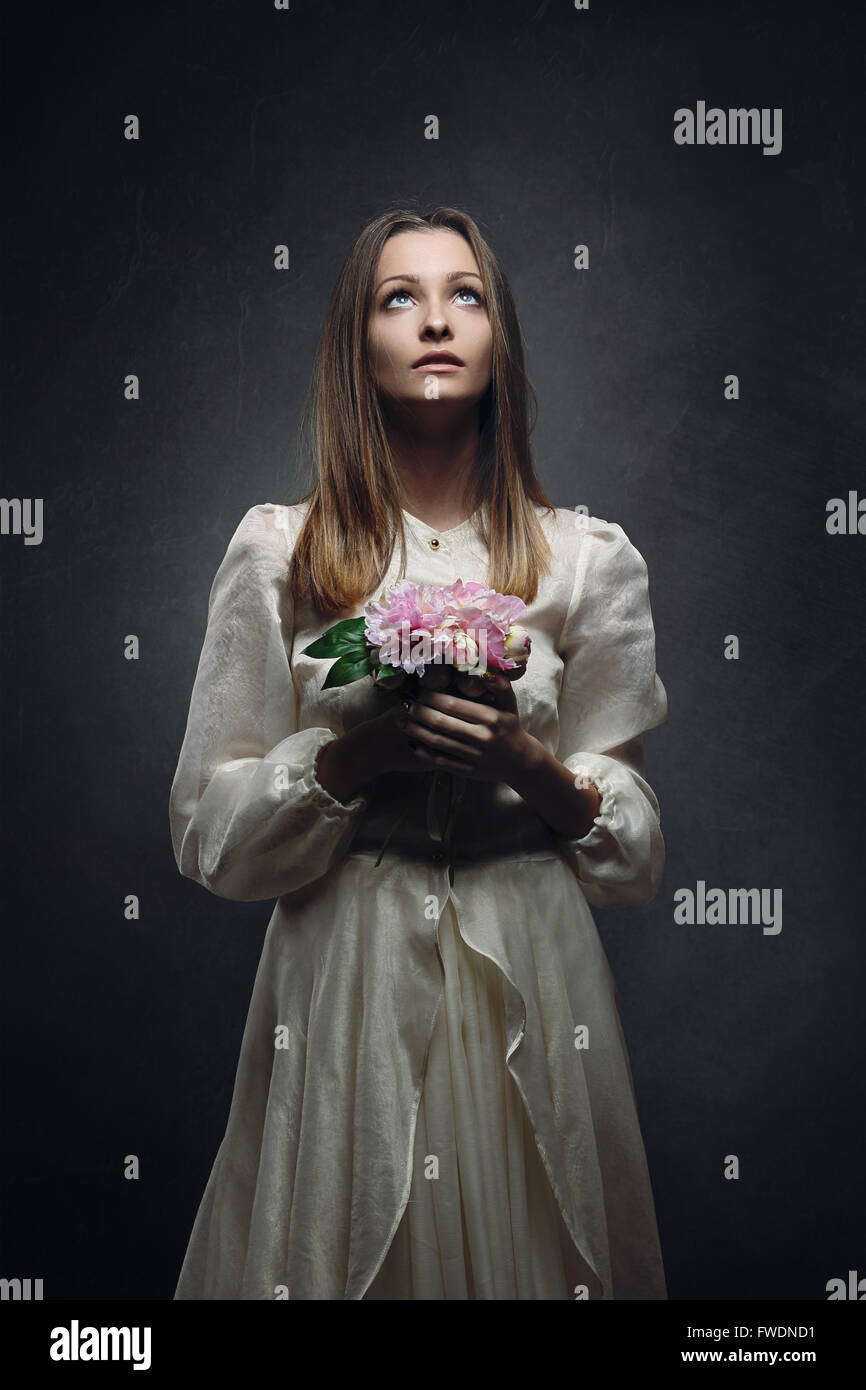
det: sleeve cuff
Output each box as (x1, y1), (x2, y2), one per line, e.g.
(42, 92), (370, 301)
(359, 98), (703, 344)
(552, 749), (665, 907)
(554, 750), (628, 855)
(568, 766), (617, 847)
(304, 727), (370, 819)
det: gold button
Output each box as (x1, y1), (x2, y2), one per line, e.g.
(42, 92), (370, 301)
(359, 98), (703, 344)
(429, 537), (440, 549)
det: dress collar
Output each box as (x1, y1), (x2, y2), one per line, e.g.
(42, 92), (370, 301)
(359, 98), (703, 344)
(400, 505), (483, 538)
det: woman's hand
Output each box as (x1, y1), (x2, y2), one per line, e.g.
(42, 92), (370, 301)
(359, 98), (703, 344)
(396, 673), (536, 784)
(315, 695), (442, 799)
(315, 672), (538, 802)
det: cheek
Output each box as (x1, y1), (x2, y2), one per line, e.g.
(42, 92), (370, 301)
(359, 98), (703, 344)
(470, 326), (493, 371)
(368, 326), (401, 375)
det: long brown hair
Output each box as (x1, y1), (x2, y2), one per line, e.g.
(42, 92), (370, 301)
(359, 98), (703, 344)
(285, 205), (556, 616)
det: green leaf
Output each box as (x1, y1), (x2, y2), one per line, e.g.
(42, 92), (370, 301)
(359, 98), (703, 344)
(301, 616), (368, 659)
(374, 663), (401, 683)
(322, 651), (374, 689)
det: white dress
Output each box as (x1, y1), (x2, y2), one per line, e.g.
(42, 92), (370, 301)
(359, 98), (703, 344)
(170, 499), (669, 1300)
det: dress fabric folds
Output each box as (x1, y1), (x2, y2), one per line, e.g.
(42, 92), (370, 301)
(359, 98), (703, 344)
(169, 498), (669, 1300)
(364, 898), (593, 1299)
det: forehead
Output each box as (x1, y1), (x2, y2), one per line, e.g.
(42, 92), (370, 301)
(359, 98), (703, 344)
(375, 228), (479, 279)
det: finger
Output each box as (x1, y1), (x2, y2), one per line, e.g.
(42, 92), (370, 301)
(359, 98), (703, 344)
(408, 740), (478, 775)
(478, 675), (518, 712)
(405, 719), (483, 762)
(411, 689), (495, 727)
(405, 710), (492, 762)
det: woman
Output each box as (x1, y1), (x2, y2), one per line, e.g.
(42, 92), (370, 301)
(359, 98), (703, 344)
(170, 206), (669, 1300)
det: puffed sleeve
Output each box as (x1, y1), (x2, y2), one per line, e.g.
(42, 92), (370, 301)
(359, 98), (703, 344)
(169, 503), (369, 902)
(552, 512), (668, 908)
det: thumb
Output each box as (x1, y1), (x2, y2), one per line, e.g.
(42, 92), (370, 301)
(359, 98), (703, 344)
(479, 672), (518, 711)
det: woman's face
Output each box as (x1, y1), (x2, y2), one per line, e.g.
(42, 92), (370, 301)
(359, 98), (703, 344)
(367, 229), (493, 414)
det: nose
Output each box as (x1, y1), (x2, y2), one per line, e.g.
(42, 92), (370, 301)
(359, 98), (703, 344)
(420, 316), (453, 341)
(420, 294), (455, 336)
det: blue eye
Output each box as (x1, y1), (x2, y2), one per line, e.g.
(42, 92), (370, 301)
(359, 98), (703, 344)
(382, 283), (485, 308)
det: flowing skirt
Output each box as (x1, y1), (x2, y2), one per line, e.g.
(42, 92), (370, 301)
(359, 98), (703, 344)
(364, 898), (594, 1299)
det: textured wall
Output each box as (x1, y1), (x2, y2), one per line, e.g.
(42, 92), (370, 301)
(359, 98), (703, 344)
(1, 0), (862, 1306)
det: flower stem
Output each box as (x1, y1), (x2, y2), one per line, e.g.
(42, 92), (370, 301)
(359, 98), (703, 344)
(442, 774), (468, 887)
(374, 810), (407, 867)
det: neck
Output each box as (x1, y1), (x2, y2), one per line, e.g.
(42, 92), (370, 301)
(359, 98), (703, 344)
(383, 403), (481, 531)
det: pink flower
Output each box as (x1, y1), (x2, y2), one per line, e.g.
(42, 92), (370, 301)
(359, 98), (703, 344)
(365, 577), (529, 680)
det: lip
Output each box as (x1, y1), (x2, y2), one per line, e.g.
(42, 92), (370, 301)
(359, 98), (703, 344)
(412, 352), (464, 368)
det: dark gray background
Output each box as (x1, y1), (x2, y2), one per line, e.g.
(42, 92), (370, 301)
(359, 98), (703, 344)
(2, 0), (863, 1300)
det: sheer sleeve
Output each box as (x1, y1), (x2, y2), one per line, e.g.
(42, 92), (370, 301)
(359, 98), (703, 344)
(552, 512), (668, 908)
(169, 503), (368, 902)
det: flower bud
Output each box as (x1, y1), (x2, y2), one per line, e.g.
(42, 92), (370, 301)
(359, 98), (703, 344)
(504, 624), (531, 664)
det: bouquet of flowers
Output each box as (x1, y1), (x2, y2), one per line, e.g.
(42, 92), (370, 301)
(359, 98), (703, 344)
(302, 577), (531, 884)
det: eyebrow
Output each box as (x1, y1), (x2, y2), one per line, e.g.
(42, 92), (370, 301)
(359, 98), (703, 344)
(374, 270), (483, 294)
